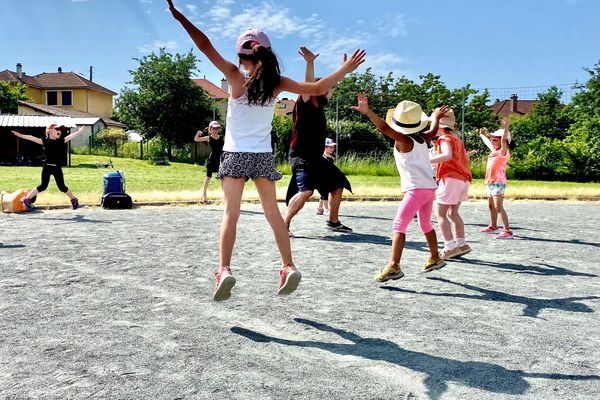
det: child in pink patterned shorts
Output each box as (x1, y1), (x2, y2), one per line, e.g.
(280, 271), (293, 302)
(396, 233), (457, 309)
(352, 92), (449, 282)
(430, 108), (473, 259)
(479, 118), (513, 239)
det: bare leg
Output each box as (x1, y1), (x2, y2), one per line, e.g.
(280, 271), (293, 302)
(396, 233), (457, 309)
(255, 178), (293, 265)
(327, 187), (343, 223)
(435, 203), (453, 242)
(201, 176), (211, 203)
(493, 195), (510, 231)
(284, 190), (313, 228)
(25, 188), (39, 200)
(424, 229), (442, 260)
(390, 232), (406, 265)
(219, 177), (245, 268)
(447, 203), (464, 239)
(488, 197), (498, 228)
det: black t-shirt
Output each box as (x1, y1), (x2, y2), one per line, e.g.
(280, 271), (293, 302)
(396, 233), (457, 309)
(289, 95), (328, 160)
(202, 133), (225, 163)
(42, 136), (66, 165)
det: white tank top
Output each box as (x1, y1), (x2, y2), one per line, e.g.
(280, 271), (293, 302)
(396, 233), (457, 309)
(224, 91), (275, 152)
(394, 137), (437, 192)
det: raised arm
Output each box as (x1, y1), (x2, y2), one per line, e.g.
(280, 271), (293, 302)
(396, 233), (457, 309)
(12, 130), (43, 145)
(194, 130), (209, 143)
(422, 105), (449, 141)
(298, 47), (319, 102)
(278, 49), (366, 96)
(429, 139), (453, 164)
(500, 118), (510, 156)
(351, 92), (413, 152)
(166, 0), (243, 89)
(63, 126), (85, 143)
(479, 127), (495, 151)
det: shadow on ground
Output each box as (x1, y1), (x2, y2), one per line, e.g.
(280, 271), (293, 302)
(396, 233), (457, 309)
(381, 277), (600, 318)
(232, 318), (600, 400)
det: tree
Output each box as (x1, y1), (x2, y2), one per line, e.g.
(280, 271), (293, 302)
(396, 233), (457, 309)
(114, 49), (215, 159)
(96, 127), (129, 157)
(0, 81), (29, 114)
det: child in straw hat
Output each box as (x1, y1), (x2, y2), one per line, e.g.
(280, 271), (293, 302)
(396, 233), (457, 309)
(352, 92), (449, 282)
(429, 108), (473, 259)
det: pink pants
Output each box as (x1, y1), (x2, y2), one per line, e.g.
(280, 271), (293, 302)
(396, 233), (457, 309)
(393, 188), (435, 234)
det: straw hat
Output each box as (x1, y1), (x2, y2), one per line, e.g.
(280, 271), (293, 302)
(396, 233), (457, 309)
(438, 108), (456, 129)
(385, 101), (430, 135)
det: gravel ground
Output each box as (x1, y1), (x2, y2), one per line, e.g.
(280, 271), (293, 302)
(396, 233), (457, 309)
(1, 200), (599, 400)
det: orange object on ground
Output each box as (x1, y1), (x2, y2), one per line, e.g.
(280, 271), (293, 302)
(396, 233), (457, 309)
(1, 189), (29, 213)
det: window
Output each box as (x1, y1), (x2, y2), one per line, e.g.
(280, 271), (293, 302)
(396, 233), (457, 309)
(61, 91), (72, 106)
(47, 91), (58, 106)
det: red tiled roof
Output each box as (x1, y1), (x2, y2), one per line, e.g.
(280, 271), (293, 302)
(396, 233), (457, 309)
(491, 98), (538, 118)
(0, 69), (43, 88)
(192, 78), (229, 99)
(33, 72), (117, 95)
(275, 98), (295, 117)
(0, 69), (116, 95)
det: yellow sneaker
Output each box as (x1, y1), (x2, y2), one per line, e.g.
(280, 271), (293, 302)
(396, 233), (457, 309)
(423, 258), (446, 273)
(375, 263), (404, 283)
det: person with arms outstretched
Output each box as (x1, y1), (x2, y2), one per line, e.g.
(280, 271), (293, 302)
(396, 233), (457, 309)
(12, 124), (85, 210)
(167, 0), (365, 301)
(352, 93), (448, 282)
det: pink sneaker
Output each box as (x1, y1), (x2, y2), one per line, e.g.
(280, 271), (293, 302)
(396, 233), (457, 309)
(495, 230), (514, 239)
(278, 263), (301, 295)
(479, 225), (500, 234)
(213, 266), (236, 301)
(316, 207), (324, 215)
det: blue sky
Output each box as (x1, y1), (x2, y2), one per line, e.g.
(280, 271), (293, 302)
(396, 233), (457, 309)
(1, 0), (599, 102)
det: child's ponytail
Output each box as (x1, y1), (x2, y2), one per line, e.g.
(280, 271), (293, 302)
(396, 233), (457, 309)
(244, 45), (281, 106)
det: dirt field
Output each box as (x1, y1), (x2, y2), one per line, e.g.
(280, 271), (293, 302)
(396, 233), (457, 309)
(1, 201), (599, 399)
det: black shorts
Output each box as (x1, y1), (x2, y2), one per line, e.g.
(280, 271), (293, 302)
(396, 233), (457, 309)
(286, 157), (352, 204)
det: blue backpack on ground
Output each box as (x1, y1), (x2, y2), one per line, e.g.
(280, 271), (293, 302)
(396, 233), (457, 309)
(101, 170), (133, 209)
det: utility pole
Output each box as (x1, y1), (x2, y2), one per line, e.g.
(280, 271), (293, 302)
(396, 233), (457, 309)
(89, 66), (93, 82)
(460, 87), (466, 142)
(335, 98), (339, 159)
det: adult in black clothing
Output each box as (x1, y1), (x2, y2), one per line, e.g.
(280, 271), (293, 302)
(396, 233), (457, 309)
(12, 124), (85, 210)
(194, 120), (224, 203)
(284, 47), (352, 234)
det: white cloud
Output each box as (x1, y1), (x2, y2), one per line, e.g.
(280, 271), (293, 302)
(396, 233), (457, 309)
(185, 4), (198, 14)
(205, 1), (324, 40)
(137, 40), (179, 53)
(378, 14), (407, 38)
(364, 53), (407, 76)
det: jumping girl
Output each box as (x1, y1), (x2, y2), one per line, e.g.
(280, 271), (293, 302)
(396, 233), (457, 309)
(167, 0), (366, 300)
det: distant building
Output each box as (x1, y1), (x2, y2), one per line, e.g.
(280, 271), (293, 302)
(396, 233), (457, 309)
(491, 94), (538, 119)
(192, 76), (229, 121)
(17, 101), (125, 149)
(0, 64), (117, 119)
(275, 98), (295, 117)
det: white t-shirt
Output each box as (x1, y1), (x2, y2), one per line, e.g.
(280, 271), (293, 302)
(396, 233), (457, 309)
(223, 91), (275, 153)
(394, 137), (437, 192)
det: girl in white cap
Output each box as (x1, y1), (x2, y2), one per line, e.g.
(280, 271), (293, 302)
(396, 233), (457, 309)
(352, 93), (448, 282)
(479, 118), (513, 239)
(316, 138), (337, 216)
(194, 120), (224, 204)
(167, 0), (366, 301)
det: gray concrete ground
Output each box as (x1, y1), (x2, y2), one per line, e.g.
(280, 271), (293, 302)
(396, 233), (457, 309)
(1, 201), (599, 400)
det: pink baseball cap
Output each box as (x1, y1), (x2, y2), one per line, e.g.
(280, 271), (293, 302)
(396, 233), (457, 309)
(236, 29), (271, 55)
(209, 121), (221, 129)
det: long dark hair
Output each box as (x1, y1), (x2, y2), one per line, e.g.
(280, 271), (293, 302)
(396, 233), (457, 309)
(239, 44), (281, 106)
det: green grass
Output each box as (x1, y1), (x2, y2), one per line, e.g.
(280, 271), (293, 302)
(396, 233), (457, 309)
(1, 154), (600, 206)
